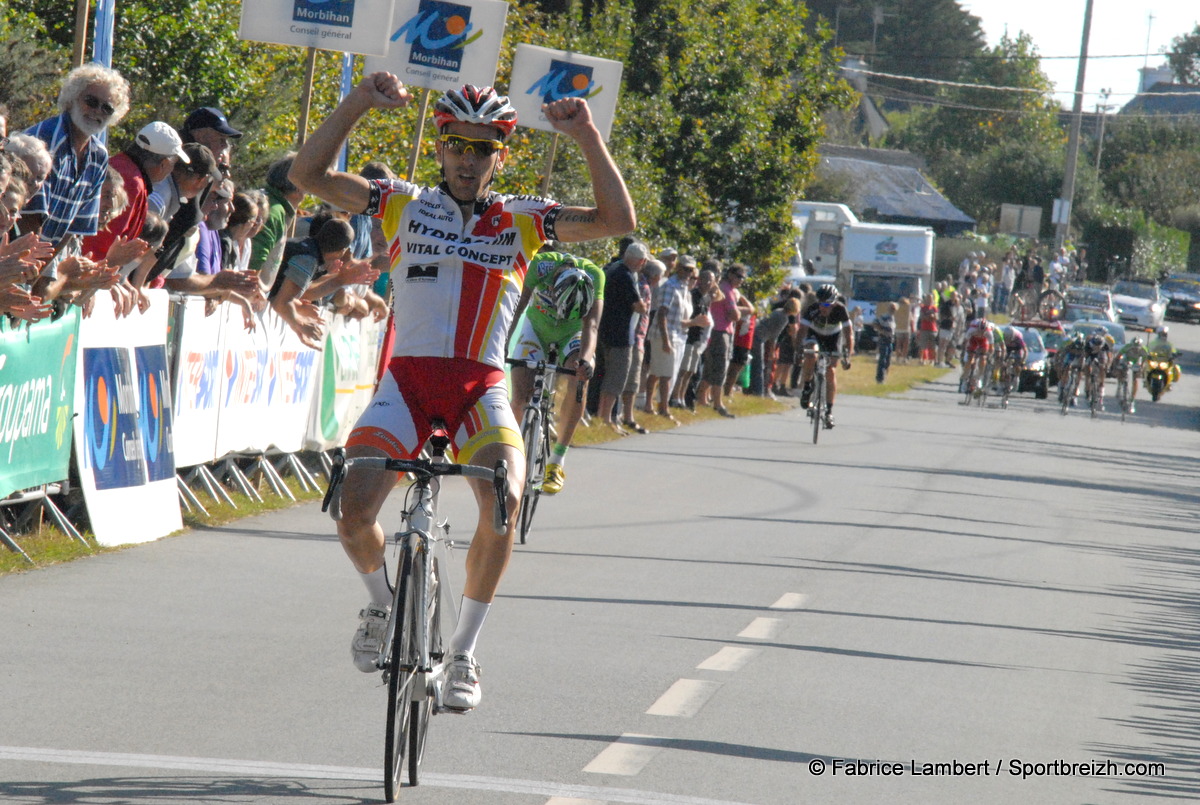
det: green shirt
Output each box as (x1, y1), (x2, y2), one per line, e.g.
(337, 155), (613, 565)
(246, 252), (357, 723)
(522, 252), (605, 343)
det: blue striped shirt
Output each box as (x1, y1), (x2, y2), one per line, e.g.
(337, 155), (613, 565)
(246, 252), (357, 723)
(22, 112), (109, 242)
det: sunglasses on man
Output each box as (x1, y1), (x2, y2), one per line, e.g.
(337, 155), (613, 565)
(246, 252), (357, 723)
(438, 134), (505, 158)
(82, 94), (116, 117)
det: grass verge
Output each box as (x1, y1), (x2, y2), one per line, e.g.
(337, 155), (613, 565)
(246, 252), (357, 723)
(1, 477), (322, 577)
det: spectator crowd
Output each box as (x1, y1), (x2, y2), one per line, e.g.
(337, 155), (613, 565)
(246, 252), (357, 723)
(0, 63), (388, 336)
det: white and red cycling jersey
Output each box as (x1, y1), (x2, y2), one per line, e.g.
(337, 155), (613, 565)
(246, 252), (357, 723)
(965, 319), (997, 354)
(366, 178), (562, 370)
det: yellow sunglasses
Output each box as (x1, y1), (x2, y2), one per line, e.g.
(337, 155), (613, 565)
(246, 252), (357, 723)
(438, 134), (505, 158)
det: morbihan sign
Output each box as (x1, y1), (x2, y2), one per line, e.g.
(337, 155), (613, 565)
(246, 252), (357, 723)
(364, 0), (509, 93)
(239, 0), (397, 56)
(508, 44), (623, 141)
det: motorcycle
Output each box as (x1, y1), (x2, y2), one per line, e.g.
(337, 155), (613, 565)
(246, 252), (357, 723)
(1144, 352), (1182, 402)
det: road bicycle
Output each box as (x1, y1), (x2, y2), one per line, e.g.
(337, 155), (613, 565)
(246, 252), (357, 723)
(1085, 357), (1106, 419)
(1059, 360), (1081, 416)
(959, 351), (990, 407)
(803, 347), (841, 444)
(1114, 357), (1134, 422)
(998, 353), (1021, 409)
(506, 345), (577, 544)
(322, 425), (509, 802)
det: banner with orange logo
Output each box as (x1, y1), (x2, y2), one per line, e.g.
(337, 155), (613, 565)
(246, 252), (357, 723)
(508, 44), (623, 141)
(73, 291), (182, 546)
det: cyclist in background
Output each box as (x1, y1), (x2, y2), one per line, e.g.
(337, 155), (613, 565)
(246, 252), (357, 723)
(797, 283), (853, 428)
(509, 251), (603, 495)
(290, 74), (634, 711)
(960, 316), (997, 393)
(1116, 336), (1149, 412)
(1083, 329), (1114, 403)
(1000, 324), (1026, 387)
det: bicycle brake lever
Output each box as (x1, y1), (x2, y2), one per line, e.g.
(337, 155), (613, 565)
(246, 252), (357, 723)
(492, 460), (509, 534)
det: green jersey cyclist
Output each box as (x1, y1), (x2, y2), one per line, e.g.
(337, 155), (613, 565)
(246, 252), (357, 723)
(509, 251), (605, 494)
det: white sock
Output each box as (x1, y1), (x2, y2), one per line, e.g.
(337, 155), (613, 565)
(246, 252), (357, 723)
(360, 566), (392, 608)
(449, 597), (491, 656)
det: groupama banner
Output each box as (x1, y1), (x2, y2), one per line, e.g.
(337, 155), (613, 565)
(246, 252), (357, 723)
(363, 0), (508, 93)
(239, 0), (398, 56)
(508, 44), (623, 141)
(0, 310), (80, 500)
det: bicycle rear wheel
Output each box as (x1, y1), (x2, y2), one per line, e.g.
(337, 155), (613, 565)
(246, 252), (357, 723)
(384, 548), (415, 802)
(518, 411), (546, 545)
(408, 556), (440, 785)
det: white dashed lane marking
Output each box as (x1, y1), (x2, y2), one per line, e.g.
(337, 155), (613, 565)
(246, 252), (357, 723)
(645, 679), (722, 717)
(696, 646), (759, 672)
(737, 617), (781, 640)
(582, 734), (667, 776)
(769, 592), (807, 610)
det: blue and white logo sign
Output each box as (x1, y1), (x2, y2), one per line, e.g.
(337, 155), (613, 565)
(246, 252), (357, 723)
(365, 0), (508, 93)
(528, 59), (599, 104)
(239, 0), (396, 56)
(293, 0), (356, 27)
(509, 44), (624, 141)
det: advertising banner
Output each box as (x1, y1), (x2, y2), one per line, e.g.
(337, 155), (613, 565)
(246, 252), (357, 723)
(508, 44), (623, 141)
(214, 306), (322, 457)
(363, 0), (508, 93)
(0, 311), (80, 500)
(239, 0), (397, 56)
(74, 291), (182, 546)
(171, 297), (224, 468)
(305, 314), (386, 451)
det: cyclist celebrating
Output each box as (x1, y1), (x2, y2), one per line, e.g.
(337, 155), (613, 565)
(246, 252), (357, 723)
(291, 74), (635, 711)
(796, 284), (853, 428)
(509, 251), (604, 495)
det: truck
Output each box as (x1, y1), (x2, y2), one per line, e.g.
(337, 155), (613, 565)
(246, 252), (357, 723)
(791, 202), (934, 327)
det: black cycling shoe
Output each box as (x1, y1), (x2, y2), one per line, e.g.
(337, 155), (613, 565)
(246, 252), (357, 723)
(823, 413), (835, 429)
(799, 383), (813, 409)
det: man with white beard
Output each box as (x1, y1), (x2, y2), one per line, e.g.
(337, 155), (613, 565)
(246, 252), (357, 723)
(20, 63), (130, 293)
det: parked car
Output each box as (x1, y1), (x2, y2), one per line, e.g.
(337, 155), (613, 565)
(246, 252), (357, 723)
(1064, 286), (1117, 323)
(1110, 279), (1165, 330)
(1162, 276), (1200, 322)
(1016, 319), (1065, 386)
(1016, 326), (1050, 398)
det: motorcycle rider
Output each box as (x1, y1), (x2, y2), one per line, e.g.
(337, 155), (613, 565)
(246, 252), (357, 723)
(1147, 325), (1182, 389)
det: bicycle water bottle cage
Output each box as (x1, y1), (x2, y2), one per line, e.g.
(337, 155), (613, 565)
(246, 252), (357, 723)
(428, 419), (452, 458)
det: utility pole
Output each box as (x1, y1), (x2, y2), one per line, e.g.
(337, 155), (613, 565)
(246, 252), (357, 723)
(1055, 0), (1095, 252)
(1094, 88), (1111, 172)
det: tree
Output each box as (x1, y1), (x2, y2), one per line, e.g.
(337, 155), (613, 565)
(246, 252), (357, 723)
(1167, 24), (1200, 85)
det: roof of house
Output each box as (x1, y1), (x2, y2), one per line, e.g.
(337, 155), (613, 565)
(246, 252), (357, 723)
(1120, 82), (1200, 116)
(818, 153), (975, 229)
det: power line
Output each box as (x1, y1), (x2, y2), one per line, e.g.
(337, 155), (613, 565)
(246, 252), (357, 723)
(848, 66), (1200, 99)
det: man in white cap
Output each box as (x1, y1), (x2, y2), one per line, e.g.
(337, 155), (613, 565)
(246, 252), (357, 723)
(83, 120), (188, 261)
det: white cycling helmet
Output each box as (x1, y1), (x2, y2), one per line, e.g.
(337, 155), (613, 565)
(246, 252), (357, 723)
(553, 266), (595, 321)
(433, 85), (518, 140)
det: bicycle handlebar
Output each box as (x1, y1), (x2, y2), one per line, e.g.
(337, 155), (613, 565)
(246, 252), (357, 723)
(505, 356), (577, 376)
(322, 449), (510, 531)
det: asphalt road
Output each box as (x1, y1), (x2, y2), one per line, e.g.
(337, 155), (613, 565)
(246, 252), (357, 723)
(2, 322), (1199, 805)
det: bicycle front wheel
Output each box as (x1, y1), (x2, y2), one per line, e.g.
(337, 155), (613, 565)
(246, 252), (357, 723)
(518, 411), (547, 545)
(811, 374), (824, 444)
(384, 548), (416, 802)
(408, 556), (441, 785)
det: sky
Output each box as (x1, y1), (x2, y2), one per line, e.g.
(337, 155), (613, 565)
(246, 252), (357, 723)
(959, 1), (1199, 109)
